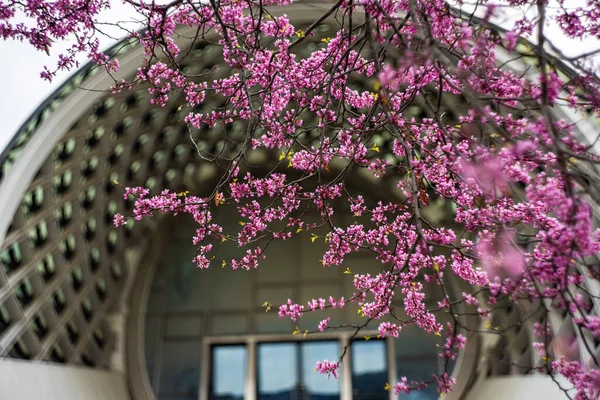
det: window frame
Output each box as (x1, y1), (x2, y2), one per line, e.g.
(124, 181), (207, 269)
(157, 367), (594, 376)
(200, 330), (398, 400)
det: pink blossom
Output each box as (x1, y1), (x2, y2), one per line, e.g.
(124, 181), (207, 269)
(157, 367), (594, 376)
(318, 318), (330, 332)
(315, 360), (339, 379)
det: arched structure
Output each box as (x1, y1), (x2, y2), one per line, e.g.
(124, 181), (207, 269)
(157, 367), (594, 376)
(0, 3), (596, 400)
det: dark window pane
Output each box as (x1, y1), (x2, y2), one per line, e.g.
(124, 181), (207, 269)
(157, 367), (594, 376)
(394, 325), (439, 357)
(395, 325), (441, 399)
(144, 316), (159, 385)
(301, 341), (340, 399)
(159, 397), (198, 400)
(258, 342), (297, 400)
(211, 345), (246, 400)
(159, 340), (202, 396)
(396, 359), (439, 399)
(351, 341), (387, 400)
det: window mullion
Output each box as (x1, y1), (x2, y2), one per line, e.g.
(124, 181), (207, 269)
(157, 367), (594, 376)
(246, 338), (257, 400)
(199, 340), (210, 400)
(341, 335), (352, 400)
(387, 337), (397, 400)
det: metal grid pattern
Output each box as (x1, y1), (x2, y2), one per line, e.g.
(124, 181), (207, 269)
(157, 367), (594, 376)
(0, 55), (210, 367)
(0, 11), (597, 400)
(481, 277), (600, 380)
(0, 24), (338, 370)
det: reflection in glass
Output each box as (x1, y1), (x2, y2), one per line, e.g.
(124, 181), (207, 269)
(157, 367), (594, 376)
(351, 341), (388, 400)
(396, 359), (439, 399)
(159, 396), (198, 400)
(144, 316), (159, 386)
(159, 340), (202, 396)
(301, 341), (340, 399)
(395, 325), (441, 399)
(257, 342), (297, 400)
(211, 345), (246, 400)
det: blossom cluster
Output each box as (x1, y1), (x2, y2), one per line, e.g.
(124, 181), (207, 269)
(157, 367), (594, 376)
(7, 0), (600, 396)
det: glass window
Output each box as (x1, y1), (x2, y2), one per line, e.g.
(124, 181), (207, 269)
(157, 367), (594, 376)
(301, 341), (340, 399)
(351, 341), (388, 400)
(159, 396), (197, 400)
(159, 340), (202, 397)
(257, 342), (297, 400)
(153, 333), (451, 400)
(211, 345), (246, 400)
(395, 325), (442, 399)
(256, 341), (341, 400)
(396, 359), (439, 399)
(165, 316), (202, 338)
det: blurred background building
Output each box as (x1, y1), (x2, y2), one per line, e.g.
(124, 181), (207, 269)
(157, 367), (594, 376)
(0, 2), (596, 399)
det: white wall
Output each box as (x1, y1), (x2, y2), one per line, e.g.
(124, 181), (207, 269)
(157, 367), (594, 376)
(467, 376), (570, 399)
(0, 359), (130, 400)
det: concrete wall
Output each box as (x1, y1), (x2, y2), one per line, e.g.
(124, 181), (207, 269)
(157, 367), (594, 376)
(467, 376), (570, 399)
(0, 359), (130, 400)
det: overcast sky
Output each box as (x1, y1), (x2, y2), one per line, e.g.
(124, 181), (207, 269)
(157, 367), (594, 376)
(0, 2), (138, 152)
(0, 2), (598, 153)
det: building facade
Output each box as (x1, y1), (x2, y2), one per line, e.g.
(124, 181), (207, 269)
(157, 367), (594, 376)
(0, 2), (596, 399)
